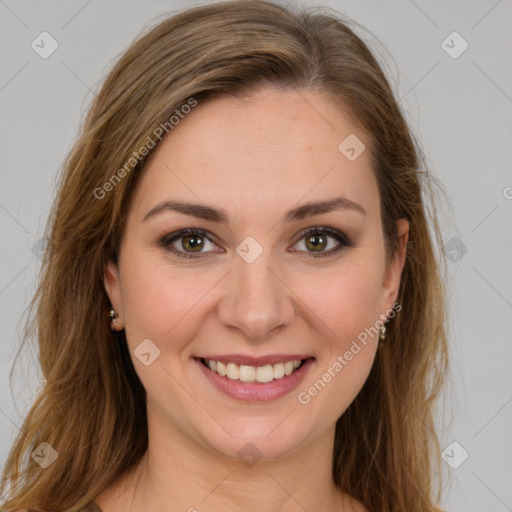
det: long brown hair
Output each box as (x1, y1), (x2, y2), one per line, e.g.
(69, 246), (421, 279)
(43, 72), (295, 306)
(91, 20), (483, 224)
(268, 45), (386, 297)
(1, 1), (450, 510)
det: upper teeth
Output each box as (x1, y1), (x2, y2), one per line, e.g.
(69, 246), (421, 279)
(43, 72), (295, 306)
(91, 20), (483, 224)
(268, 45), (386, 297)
(205, 359), (302, 383)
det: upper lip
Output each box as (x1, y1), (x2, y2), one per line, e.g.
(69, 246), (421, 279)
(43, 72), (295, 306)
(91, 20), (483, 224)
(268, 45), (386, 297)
(195, 354), (314, 366)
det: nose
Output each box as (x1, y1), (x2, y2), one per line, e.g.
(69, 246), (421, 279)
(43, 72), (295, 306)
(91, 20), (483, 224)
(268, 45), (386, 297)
(216, 250), (296, 342)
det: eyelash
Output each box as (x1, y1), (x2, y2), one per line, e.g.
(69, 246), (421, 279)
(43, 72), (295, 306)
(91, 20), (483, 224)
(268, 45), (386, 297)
(158, 227), (353, 260)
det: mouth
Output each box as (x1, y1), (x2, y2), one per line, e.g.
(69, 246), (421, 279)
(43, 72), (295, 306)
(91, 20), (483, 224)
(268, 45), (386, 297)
(200, 357), (306, 382)
(193, 356), (315, 402)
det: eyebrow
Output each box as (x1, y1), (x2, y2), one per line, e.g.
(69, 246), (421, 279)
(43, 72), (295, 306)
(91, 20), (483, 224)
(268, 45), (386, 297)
(142, 196), (366, 224)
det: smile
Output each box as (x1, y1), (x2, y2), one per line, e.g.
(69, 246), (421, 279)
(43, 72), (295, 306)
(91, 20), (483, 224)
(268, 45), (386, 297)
(202, 358), (303, 383)
(194, 356), (316, 402)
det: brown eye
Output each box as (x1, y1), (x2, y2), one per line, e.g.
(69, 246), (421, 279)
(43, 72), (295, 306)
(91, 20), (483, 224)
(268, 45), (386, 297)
(159, 228), (219, 259)
(159, 226), (352, 260)
(304, 233), (328, 252)
(292, 227), (353, 258)
(180, 234), (205, 252)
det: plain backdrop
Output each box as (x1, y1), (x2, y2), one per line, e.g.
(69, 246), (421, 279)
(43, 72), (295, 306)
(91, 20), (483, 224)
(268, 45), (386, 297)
(1, 1), (511, 510)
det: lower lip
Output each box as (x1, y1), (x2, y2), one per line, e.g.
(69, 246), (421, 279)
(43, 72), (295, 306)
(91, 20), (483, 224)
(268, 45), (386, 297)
(194, 357), (315, 402)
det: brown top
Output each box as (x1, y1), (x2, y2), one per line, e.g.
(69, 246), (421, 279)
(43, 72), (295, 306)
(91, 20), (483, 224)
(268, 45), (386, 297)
(84, 501), (103, 512)
(29, 502), (102, 512)
(81, 502), (103, 512)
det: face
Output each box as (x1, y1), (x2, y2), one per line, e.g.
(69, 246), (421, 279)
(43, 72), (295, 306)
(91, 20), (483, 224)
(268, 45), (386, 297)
(104, 87), (408, 461)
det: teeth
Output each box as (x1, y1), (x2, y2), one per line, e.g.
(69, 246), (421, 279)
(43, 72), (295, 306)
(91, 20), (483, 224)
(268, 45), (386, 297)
(256, 364), (274, 383)
(217, 361), (227, 377)
(284, 361), (294, 375)
(273, 363), (284, 379)
(205, 358), (303, 382)
(239, 365), (256, 382)
(226, 363), (239, 380)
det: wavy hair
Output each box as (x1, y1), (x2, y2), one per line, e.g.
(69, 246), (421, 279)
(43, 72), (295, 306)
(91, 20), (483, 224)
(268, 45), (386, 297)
(1, 1), (450, 511)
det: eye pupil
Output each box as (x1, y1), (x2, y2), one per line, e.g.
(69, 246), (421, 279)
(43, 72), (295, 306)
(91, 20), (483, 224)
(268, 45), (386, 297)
(306, 234), (326, 251)
(183, 235), (204, 252)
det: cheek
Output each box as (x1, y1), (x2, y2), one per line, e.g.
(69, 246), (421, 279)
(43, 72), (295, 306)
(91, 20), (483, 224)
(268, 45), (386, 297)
(293, 257), (383, 417)
(119, 249), (205, 353)
(303, 257), (384, 347)
(118, 251), (208, 416)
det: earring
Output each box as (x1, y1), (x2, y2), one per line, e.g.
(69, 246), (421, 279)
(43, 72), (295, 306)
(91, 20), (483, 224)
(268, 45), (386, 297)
(109, 309), (123, 331)
(379, 324), (386, 341)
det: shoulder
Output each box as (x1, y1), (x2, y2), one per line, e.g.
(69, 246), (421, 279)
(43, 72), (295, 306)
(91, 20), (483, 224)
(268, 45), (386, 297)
(341, 493), (371, 512)
(353, 502), (371, 512)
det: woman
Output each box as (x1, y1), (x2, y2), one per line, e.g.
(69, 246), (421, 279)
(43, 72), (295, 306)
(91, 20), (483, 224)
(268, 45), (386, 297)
(1, 1), (449, 511)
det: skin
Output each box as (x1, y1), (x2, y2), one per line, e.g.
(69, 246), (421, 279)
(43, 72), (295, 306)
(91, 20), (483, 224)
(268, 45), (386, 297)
(100, 87), (409, 512)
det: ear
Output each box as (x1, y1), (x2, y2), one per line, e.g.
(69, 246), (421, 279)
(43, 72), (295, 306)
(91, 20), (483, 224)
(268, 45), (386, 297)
(104, 259), (124, 320)
(380, 218), (409, 312)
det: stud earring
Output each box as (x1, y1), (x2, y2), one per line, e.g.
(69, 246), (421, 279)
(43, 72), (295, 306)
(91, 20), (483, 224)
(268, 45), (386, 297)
(109, 309), (123, 331)
(379, 324), (386, 341)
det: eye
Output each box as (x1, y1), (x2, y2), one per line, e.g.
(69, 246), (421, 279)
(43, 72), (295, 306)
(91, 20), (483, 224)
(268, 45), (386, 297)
(158, 226), (353, 260)
(291, 226), (352, 258)
(159, 228), (220, 259)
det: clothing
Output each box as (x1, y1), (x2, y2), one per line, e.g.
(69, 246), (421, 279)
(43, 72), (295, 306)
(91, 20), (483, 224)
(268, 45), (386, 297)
(80, 502), (103, 512)
(28, 503), (102, 512)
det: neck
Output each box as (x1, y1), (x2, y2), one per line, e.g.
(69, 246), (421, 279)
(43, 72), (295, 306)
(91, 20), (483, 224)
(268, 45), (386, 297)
(99, 410), (347, 512)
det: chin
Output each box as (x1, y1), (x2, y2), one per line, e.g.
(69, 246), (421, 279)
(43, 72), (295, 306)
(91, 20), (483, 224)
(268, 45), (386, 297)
(200, 417), (312, 462)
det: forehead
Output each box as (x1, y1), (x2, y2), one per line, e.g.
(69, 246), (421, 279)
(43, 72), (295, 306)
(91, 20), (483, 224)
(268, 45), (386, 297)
(129, 88), (379, 224)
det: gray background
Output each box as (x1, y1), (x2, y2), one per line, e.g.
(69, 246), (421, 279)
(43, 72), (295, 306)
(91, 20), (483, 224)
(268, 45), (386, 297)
(1, 1), (511, 510)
